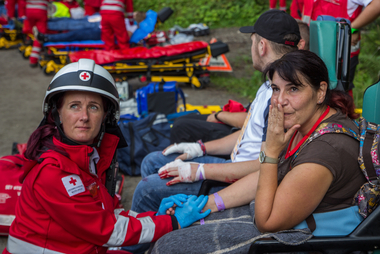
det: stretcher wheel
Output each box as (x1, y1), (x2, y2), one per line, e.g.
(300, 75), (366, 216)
(22, 45), (32, 59)
(42, 65), (55, 76)
(192, 76), (210, 89)
(191, 83), (204, 90)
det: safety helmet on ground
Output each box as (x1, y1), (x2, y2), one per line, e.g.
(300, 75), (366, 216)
(42, 58), (120, 122)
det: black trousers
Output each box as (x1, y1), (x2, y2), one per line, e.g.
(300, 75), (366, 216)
(170, 113), (233, 144)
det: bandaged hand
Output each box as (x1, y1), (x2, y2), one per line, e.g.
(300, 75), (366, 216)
(174, 195), (211, 228)
(157, 194), (188, 216)
(158, 159), (206, 186)
(162, 142), (204, 160)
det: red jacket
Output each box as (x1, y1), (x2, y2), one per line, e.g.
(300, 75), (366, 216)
(4, 133), (175, 254)
(84, 0), (102, 7)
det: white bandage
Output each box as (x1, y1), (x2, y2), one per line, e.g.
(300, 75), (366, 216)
(163, 142), (203, 160)
(195, 163), (205, 181)
(158, 159), (186, 174)
(178, 163), (192, 182)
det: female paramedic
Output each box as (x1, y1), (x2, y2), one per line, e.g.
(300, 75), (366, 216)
(3, 59), (210, 254)
(150, 50), (367, 253)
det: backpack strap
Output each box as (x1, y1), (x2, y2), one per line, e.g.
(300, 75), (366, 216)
(358, 117), (380, 184)
(291, 122), (359, 165)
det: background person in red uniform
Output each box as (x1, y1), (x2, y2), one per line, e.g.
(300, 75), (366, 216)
(2, 58), (210, 254)
(84, 0), (101, 15)
(301, 0), (380, 95)
(5, 0), (26, 21)
(23, 0), (49, 67)
(100, 0), (134, 50)
(269, 0), (287, 11)
(290, 0), (303, 20)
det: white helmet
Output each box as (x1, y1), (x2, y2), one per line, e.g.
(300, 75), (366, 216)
(41, 59), (127, 148)
(42, 58), (120, 121)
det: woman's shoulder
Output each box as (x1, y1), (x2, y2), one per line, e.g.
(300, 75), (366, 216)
(323, 109), (359, 133)
(39, 150), (81, 175)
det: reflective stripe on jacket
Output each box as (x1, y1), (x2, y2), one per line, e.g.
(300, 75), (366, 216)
(6, 133), (174, 254)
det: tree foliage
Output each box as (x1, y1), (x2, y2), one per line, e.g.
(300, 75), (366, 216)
(134, 0), (267, 29)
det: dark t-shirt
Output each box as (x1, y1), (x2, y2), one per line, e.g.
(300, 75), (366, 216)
(277, 110), (366, 213)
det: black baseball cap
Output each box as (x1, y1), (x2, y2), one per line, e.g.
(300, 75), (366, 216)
(239, 10), (301, 47)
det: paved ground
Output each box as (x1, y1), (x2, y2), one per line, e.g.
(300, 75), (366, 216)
(0, 37), (250, 251)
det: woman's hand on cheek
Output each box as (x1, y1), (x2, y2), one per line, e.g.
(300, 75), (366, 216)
(265, 99), (300, 157)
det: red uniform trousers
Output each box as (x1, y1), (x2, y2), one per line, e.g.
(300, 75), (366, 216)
(269, 0), (287, 10)
(101, 13), (129, 50)
(5, 0), (26, 19)
(25, 8), (47, 64)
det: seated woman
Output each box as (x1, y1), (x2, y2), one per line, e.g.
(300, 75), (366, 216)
(150, 50), (366, 253)
(3, 59), (210, 254)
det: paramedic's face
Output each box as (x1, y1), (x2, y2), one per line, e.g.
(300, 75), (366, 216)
(58, 91), (105, 145)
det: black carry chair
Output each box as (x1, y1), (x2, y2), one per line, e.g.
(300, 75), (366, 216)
(248, 206), (380, 254)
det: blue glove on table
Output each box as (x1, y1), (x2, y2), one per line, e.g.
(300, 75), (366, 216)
(174, 195), (211, 228)
(157, 194), (188, 216)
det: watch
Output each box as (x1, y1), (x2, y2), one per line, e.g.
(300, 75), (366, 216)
(259, 151), (279, 164)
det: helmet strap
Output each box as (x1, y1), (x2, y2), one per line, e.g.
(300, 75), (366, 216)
(96, 112), (108, 148)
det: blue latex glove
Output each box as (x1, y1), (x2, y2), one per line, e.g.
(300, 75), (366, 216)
(157, 194), (188, 216)
(174, 195), (211, 228)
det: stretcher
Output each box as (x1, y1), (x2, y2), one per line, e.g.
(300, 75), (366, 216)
(21, 7), (174, 62)
(43, 40), (229, 89)
(0, 24), (24, 49)
(177, 103), (222, 114)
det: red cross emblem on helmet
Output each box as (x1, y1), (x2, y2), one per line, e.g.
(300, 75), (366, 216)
(79, 71), (91, 81)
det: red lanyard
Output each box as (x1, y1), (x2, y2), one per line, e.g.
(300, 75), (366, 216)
(285, 106), (330, 159)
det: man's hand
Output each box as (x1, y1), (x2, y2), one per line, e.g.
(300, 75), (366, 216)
(158, 160), (206, 186)
(351, 32), (360, 46)
(206, 113), (219, 123)
(162, 142), (203, 160)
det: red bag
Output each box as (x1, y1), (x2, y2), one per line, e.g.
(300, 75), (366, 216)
(222, 99), (247, 113)
(0, 153), (25, 235)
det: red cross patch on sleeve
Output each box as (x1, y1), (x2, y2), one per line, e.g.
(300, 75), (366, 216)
(62, 174), (85, 197)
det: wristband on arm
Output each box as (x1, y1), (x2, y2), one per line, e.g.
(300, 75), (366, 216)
(351, 28), (359, 34)
(214, 111), (223, 122)
(197, 140), (206, 156)
(213, 192), (226, 211)
(195, 163), (205, 181)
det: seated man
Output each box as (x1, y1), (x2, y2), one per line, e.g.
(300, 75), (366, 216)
(122, 9), (303, 254)
(168, 20), (309, 144)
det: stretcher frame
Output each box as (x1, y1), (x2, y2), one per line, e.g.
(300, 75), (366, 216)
(0, 24), (24, 49)
(42, 41), (229, 89)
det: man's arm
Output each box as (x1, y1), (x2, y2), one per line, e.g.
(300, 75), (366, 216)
(207, 112), (247, 128)
(204, 130), (241, 156)
(351, 0), (380, 29)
